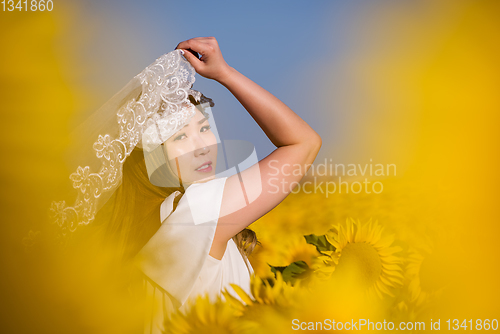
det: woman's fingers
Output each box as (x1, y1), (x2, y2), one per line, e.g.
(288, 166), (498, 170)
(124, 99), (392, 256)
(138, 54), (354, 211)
(189, 36), (217, 44)
(175, 37), (230, 81)
(176, 39), (213, 56)
(191, 36), (215, 41)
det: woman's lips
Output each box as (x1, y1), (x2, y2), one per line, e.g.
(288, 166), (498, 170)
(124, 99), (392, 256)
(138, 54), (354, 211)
(195, 161), (212, 172)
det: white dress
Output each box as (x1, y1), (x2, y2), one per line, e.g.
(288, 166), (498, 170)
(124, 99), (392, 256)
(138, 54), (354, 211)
(178, 238), (254, 315)
(133, 176), (254, 334)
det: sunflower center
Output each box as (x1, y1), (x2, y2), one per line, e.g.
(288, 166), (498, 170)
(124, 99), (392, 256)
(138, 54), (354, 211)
(335, 242), (382, 287)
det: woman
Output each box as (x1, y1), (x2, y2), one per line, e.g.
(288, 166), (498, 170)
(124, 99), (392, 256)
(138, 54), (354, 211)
(55, 37), (321, 333)
(148, 37), (319, 332)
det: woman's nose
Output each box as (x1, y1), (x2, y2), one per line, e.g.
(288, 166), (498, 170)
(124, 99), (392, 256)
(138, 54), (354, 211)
(193, 136), (210, 157)
(194, 145), (210, 157)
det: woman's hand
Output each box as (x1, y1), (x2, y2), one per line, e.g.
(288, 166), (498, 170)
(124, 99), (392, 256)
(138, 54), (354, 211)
(176, 37), (233, 83)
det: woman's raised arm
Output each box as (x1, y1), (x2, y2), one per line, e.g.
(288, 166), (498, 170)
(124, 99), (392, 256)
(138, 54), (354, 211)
(176, 37), (322, 258)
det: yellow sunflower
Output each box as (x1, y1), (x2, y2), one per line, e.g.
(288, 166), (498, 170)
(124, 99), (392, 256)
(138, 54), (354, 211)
(389, 243), (449, 327)
(313, 217), (404, 299)
(279, 236), (321, 268)
(256, 235), (321, 280)
(405, 242), (452, 307)
(224, 272), (301, 309)
(222, 272), (305, 334)
(163, 293), (258, 334)
(248, 231), (320, 279)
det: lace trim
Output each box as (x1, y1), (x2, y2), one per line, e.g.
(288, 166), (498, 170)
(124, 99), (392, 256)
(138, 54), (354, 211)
(48, 50), (197, 238)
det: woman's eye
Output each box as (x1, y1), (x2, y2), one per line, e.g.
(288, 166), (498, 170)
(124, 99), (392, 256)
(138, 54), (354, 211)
(173, 133), (186, 141)
(173, 125), (210, 141)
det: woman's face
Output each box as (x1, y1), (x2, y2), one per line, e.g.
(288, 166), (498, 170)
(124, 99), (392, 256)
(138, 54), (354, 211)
(161, 107), (218, 186)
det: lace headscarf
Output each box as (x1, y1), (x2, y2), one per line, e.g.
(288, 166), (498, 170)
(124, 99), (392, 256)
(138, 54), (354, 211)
(47, 49), (214, 241)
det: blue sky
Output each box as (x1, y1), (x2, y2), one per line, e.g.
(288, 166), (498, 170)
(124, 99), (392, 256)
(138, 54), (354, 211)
(64, 0), (360, 161)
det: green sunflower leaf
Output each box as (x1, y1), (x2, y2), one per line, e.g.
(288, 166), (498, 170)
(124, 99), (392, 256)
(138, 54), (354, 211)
(269, 261), (312, 286)
(304, 234), (336, 253)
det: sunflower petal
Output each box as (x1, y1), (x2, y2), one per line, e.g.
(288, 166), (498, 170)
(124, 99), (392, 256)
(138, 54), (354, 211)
(221, 288), (246, 312)
(354, 222), (365, 243)
(369, 224), (384, 244)
(376, 280), (395, 297)
(382, 263), (403, 271)
(325, 234), (340, 249)
(380, 256), (403, 264)
(377, 246), (403, 257)
(384, 270), (405, 280)
(374, 234), (395, 249)
(379, 274), (394, 287)
(229, 284), (254, 306)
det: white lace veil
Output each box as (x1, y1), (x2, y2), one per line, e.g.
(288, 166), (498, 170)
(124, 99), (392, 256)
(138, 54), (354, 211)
(47, 50), (210, 240)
